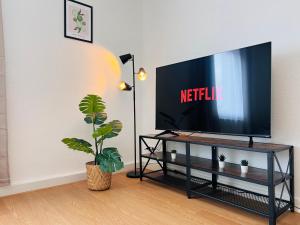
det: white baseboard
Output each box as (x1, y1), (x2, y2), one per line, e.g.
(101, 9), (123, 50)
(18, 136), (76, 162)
(0, 161), (134, 197)
(0, 171), (86, 197)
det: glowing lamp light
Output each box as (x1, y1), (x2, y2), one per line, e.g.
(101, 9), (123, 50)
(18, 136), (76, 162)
(137, 67), (147, 81)
(119, 81), (132, 91)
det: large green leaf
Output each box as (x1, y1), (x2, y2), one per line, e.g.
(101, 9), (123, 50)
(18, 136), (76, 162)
(92, 124), (113, 139)
(84, 112), (107, 125)
(79, 95), (105, 115)
(104, 120), (122, 138)
(62, 138), (95, 155)
(96, 147), (124, 173)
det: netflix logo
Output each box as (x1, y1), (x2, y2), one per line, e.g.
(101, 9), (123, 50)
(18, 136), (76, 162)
(180, 87), (222, 103)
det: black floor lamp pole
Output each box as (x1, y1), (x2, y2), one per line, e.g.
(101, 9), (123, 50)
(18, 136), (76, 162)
(126, 55), (140, 178)
(119, 53), (145, 178)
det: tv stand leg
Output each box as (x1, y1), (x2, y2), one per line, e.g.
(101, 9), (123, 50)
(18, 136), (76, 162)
(139, 137), (143, 181)
(186, 143), (191, 198)
(248, 136), (254, 148)
(289, 146), (295, 212)
(268, 152), (276, 225)
(155, 130), (179, 137)
(212, 146), (218, 191)
(162, 140), (167, 176)
(269, 218), (276, 225)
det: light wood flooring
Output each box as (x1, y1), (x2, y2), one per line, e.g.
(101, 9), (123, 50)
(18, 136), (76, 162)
(0, 172), (299, 225)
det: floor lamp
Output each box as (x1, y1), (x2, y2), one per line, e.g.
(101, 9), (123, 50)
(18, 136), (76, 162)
(119, 54), (147, 178)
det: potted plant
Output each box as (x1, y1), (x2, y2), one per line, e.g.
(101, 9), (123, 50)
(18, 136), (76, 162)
(62, 94), (124, 191)
(241, 160), (249, 174)
(171, 150), (177, 161)
(218, 154), (226, 169)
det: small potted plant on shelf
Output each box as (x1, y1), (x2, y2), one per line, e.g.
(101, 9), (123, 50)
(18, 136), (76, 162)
(218, 154), (226, 170)
(62, 94), (124, 191)
(241, 160), (249, 174)
(171, 150), (177, 161)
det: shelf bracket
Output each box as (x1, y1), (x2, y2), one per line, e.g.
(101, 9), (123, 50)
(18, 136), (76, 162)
(140, 138), (164, 174)
(274, 153), (293, 212)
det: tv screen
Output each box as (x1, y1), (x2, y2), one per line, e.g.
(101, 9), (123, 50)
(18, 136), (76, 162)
(156, 42), (271, 137)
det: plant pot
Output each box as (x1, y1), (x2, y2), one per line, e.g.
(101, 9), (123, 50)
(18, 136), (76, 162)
(171, 152), (176, 161)
(86, 161), (112, 191)
(241, 165), (248, 174)
(219, 161), (225, 169)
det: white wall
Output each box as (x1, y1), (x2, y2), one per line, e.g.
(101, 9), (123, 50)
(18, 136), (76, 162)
(1, 0), (142, 187)
(141, 0), (300, 208)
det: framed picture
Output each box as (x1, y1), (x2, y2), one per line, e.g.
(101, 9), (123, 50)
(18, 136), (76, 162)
(64, 0), (93, 43)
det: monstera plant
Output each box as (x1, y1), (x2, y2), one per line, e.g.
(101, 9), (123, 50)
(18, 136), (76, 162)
(62, 95), (124, 190)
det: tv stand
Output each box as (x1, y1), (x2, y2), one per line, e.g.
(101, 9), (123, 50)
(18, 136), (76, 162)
(249, 136), (254, 147)
(139, 134), (294, 225)
(155, 130), (179, 137)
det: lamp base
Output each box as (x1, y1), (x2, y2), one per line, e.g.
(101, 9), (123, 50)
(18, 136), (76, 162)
(126, 170), (141, 178)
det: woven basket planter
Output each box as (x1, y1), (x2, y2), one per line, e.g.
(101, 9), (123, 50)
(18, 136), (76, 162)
(86, 161), (112, 191)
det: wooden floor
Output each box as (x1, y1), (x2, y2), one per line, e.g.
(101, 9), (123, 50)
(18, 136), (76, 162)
(0, 173), (299, 225)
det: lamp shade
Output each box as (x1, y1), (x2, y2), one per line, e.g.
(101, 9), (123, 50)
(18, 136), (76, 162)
(119, 54), (132, 64)
(119, 81), (132, 91)
(137, 67), (147, 81)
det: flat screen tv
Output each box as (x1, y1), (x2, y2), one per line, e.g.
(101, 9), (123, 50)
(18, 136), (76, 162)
(156, 42), (271, 138)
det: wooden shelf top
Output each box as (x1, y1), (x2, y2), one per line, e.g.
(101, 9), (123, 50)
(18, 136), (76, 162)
(140, 134), (292, 153)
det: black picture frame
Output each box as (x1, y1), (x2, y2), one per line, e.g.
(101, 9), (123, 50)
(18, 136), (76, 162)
(64, 0), (93, 43)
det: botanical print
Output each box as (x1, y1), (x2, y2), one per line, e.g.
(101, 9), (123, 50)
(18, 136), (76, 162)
(73, 9), (86, 33)
(65, 0), (93, 43)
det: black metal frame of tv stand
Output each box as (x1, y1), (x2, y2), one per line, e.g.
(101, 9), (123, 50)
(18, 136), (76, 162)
(139, 134), (294, 225)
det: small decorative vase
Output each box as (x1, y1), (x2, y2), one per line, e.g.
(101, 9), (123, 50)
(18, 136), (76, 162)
(171, 152), (176, 161)
(219, 161), (225, 169)
(86, 161), (112, 191)
(241, 165), (248, 174)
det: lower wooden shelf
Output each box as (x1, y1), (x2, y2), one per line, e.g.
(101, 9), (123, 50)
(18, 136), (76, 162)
(142, 152), (288, 186)
(142, 170), (291, 217)
(191, 184), (290, 217)
(143, 169), (210, 191)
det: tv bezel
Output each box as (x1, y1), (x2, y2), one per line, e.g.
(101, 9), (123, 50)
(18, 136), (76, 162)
(155, 42), (272, 138)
